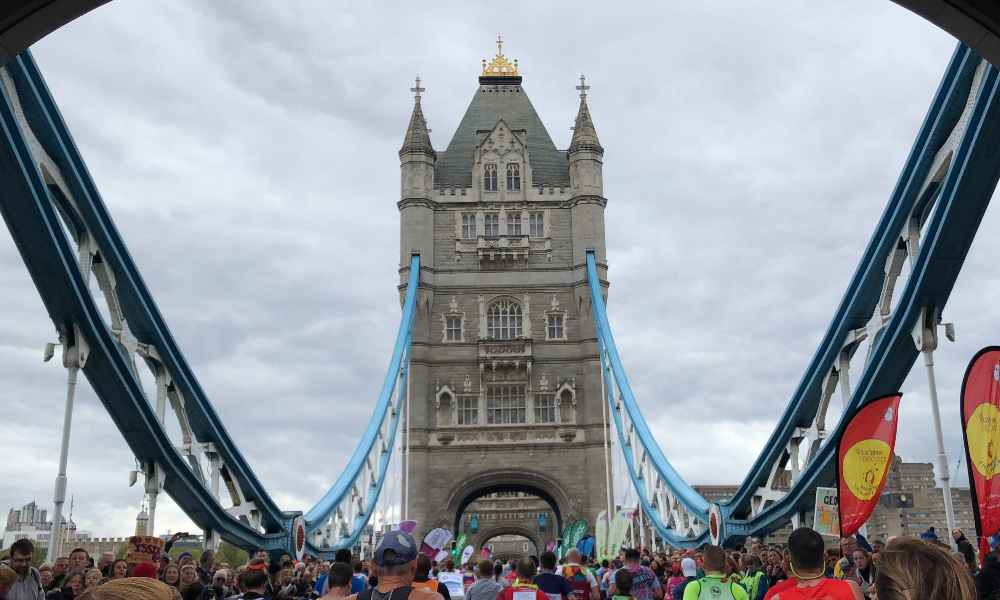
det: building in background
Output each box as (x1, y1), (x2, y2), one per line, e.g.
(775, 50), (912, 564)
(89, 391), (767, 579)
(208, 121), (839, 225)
(692, 456), (976, 547)
(3, 500), (91, 552)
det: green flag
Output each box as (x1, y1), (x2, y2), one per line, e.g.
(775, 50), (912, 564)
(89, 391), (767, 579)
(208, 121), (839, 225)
(455, 533), (467, 556)
(566, 519), (588, 551)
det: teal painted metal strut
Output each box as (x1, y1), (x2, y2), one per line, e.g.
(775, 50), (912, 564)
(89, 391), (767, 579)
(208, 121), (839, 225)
(0, 49), (421, 557)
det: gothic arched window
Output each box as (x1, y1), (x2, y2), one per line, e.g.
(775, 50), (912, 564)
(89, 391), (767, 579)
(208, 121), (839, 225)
(484, 164), (498, 191)
(487, 299), (523, 340)
(506, 163), (520, 190)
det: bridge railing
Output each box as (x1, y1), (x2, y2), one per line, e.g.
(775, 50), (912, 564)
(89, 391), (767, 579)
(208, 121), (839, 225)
(0, 50), (418, 557)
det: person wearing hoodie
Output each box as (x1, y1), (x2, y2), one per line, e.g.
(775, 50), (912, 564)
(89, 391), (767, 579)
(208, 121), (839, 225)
(953, 528), (977, 572)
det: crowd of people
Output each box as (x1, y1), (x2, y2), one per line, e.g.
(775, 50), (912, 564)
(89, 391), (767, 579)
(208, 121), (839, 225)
(0, 525), (992, 600)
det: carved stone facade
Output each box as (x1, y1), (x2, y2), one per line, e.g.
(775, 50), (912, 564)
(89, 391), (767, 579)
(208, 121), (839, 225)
(398, 49), (610, 546)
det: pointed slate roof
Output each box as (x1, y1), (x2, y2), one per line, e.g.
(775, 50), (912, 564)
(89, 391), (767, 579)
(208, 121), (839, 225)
(568, 96), (602, 154)
(435, 81), (569, 186)
(400, 97), (436, 158)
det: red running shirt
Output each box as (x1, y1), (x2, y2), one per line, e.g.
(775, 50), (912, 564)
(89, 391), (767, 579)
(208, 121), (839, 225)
(772, 579), (856, 600)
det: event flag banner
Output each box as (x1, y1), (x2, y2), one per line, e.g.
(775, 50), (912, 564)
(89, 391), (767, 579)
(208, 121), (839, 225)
(607, 508), (635, 556)
(455, 533), (468, 557)
(480, 547), (492, 559)
(580, 536), (596, 558)
(960, 347), (1000, 562)
(561, 523), (574, 557)
(398, 520), (418, 533)
(544, 539), (557, 553)
(566, 519), (588, 551)
(813, 487), (840, 536)
(126, 536), (166, 564)
(595, 511), (607, 558)
(420, 527), (453, 557)
(837, 393), (902, 536)
(435, 549), (449, 562)
(460, 545), (474, 565)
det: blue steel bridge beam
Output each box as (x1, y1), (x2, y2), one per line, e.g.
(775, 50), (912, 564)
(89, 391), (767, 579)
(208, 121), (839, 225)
(725, 43), (981, 524)
(584, 44), (1000, 548)
(723, 55), (1000, 545)
(0, 48), (420, 558)
(0, 56), (278, 551)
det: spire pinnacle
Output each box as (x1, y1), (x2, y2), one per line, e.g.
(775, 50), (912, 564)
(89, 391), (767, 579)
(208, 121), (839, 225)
(569, 76), (602, 155)
(576, 74), (590, 101)
(482, 36), (518, 77)
(400, 76), (435, 158)
(411, 76), (425, 101)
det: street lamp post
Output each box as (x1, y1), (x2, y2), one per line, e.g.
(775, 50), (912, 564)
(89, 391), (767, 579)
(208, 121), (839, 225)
(45, 326), (88, 561)
(913, 308), (957, 550)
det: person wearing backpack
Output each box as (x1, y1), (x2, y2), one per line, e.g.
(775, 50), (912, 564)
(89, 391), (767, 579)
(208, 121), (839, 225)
(681, 547), (748, 600)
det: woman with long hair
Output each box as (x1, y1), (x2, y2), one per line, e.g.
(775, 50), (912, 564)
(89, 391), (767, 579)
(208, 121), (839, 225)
(110, 561), (128, 580)
(160, 564), (180, 590)
(874, 537), (975, 600)
(851, 550), (874, 598)
(48, 570), (85, 600)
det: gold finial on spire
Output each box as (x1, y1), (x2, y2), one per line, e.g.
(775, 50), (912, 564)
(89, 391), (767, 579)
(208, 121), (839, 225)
(482, 35), (518, 77)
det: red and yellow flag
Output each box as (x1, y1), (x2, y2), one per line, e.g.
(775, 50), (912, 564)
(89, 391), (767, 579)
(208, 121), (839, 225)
(837, 393), (902, 536)
(960, 347), (1000, 561)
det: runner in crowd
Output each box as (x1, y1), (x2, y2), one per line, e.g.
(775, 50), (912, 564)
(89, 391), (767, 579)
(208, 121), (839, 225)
(556, 549), (599, 600)
(680, 546), (747, 600)
(497, 559), (547, 600)
(351, 530), (444, 600)
(607, 549), (660, 600)
(464, 560), (503, 600)
(412, 554), (451, 600)
(769, 528), (861, 600)
(323, 562), (355, 600)
(533, 552), (575, 600)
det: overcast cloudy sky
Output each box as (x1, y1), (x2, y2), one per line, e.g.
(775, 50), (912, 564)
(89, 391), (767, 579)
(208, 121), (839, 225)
(1, 0), (995, 538)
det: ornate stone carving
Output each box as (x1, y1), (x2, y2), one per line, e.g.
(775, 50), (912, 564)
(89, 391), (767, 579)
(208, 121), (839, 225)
(486, 430), (528, 442)
(437, 429), (456, 445)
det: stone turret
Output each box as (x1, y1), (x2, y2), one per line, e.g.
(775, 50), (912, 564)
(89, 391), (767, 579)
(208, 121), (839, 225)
(567, 75), (603, 198)
(135, 507), (149, 536)
(399, 77), (436, 200)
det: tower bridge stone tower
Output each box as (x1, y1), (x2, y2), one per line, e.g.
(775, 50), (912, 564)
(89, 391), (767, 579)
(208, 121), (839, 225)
(398, 39), (611, 548)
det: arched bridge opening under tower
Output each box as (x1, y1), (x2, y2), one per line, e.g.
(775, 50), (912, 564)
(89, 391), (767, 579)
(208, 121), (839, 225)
(477, 526), (540, 562)
(445, 470), (568, 556)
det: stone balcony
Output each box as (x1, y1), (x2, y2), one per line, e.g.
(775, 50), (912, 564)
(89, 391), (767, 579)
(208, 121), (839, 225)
(478, 234), (529, 267)
(479, 338), (533, 374)
(455, 234), (552, 266)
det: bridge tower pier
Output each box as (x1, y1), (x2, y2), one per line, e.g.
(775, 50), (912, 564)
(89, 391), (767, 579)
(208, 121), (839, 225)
(397, 43), (613, 549)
